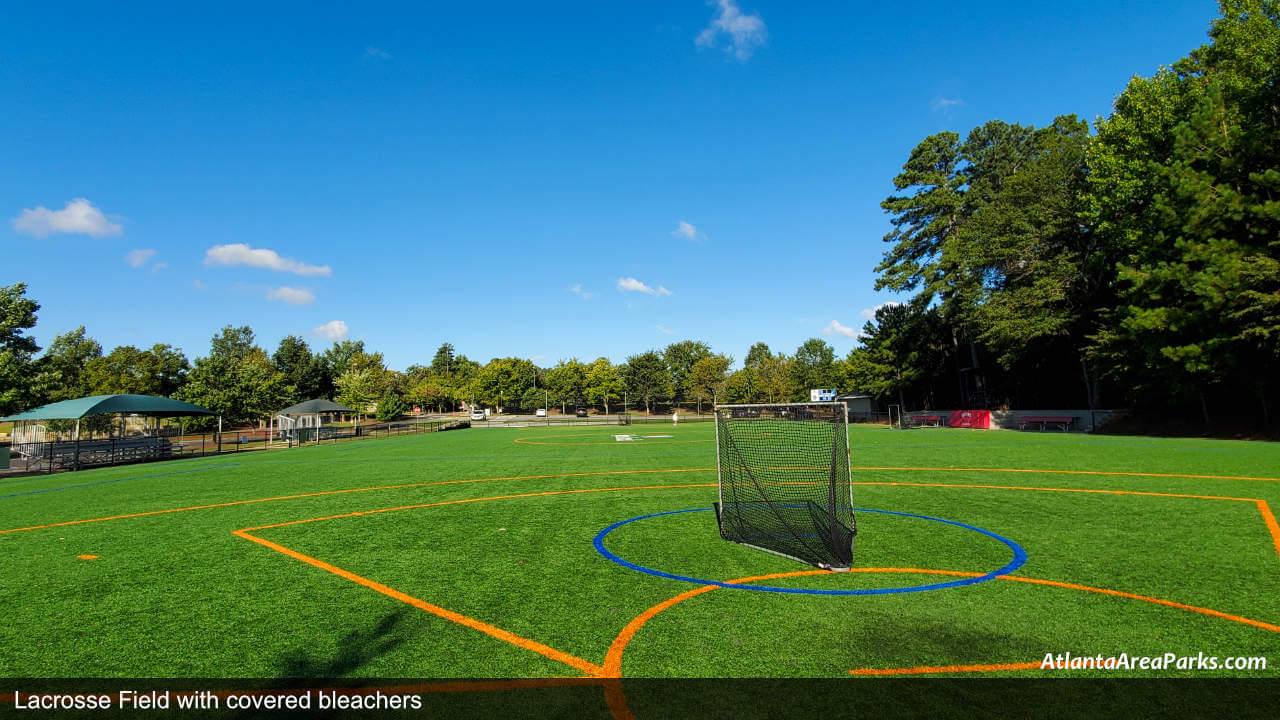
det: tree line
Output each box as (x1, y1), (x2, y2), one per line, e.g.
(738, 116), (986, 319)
(4, 3), (1273, 430)
(848, 1), (1279, 425)
(0, 282), (853, 426)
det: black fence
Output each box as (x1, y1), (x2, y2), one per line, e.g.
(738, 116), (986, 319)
(2, 418), (468, 475)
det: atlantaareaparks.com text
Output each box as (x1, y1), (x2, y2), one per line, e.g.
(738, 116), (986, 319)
(1042, 652), (1267, 671)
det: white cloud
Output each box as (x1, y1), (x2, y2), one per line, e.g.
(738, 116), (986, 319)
(859, 301), (902, 320)
(657, 325), (675, 335)
(314, 320), (349, 341)
(12, 198), (123, 238)
(568, 283), (594, 299)
(696, 0), (767, 61)
(204, 243), (331, 277)
(670, 220), (705, 242)
(365, 46), (391, 60)
(267, 286), (316, 306)
(125, 249), (156, 267)
(617, 277), (672, 296)
(823, 319), (858, 339)
(150, 262), (167, 273)
(931, 97), (964, 112)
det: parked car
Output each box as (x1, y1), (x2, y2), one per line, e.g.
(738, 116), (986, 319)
(535, 409), (547, 417)
(470, 408), (486, 421)
(575, 408), (589, 418)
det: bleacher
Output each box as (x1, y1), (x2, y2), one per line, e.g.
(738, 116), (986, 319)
(38, 437), (174, 470)
(1018, 415), (1077, 432)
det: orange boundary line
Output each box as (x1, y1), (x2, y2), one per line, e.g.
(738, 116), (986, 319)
(238, 484), (717, 532)
(232, 483), (725, 680)
(7, 457), (1277, 681)
(1259, 500), (1280, 558)
(6, 463), (1278, 536)
(231, 478), (1280, 562)
(851, 465), (1280, 483)
(848, 480), (1264, 503)
(602, 567), (1280, 679)
(0, 468), (715, 535)
(232, 528), (607, 678)
(233, 483), (1280, 680)
(1000, 574), (1280, 632)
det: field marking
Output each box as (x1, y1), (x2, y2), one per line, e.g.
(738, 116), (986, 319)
(0, 468), (716, 535)
(232, 528), (607, 678)
(238, 484), (716, 532)
(9, 467), (1278, 562)
(232, 483), (720, 678)
(604, 567), (1280, 678)
(6, 461), (1279, 536)
(845, 480), (1264, 502)
(851, 465), (1280, 483)
(1260, 500), (1280, 558)
(233, 481), (1280, 680)
(842, 482), (1280, 558)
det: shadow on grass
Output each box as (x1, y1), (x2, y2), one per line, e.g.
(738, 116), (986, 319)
(274, 608), (412, 678)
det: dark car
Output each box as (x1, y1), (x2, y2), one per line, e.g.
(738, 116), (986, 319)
(575, 408), (589, 418)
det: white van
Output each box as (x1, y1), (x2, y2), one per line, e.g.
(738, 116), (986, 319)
(536, 408), (547, 417)
(470, 408), (486, 421)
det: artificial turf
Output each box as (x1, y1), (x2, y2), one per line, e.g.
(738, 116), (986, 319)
(1, 422), (1278, 679)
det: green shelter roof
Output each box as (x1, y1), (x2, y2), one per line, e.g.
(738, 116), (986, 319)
(0, 394), (215, 421)
(277, 398), (355, 415)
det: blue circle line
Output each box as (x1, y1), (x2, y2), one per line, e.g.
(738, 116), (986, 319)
(592, 507), (1027, 596)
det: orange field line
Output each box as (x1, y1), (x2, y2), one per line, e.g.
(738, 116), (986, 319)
(236, 483), (717, 532)
(226, 482), (1280, 680)
(8, 462), (1277, 536)
(846, 480), (1263, 503)
(849, 662), (1042, 676)
(606, 568), (1280, 678)
(999, 575), (1280, 633)
(232, 478), (1280, 561)
(1259, 500), (1280, 559)
(0, 468), (716, 535)
(233, 528), (607, 678)
(851, 465), (1280, 483)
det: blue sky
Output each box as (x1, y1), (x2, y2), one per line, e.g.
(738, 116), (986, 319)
(2, 1), (1216, 370)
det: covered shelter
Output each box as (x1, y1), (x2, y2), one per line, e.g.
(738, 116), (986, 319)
(1, 394), (216, 471)
(271, 398), (355, 445)
(835, 392), (878, 417)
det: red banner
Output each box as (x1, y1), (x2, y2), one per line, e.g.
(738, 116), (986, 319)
(949, 410), (991, 429)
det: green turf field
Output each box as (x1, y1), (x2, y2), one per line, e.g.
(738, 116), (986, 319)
(1, 423), (1278, 679)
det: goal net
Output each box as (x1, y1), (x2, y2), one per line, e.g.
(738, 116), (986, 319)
(714, 402), (856, 570)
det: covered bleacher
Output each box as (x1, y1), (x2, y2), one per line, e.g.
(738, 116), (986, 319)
(2, 394), (216, 473)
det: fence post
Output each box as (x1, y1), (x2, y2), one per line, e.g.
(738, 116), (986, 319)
(47, 440), (53, 474)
